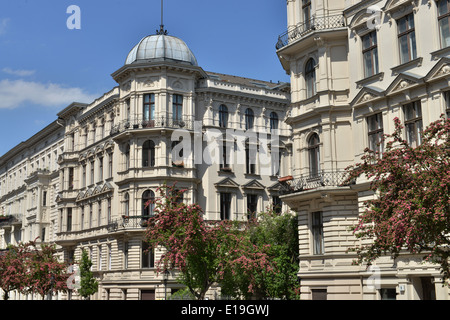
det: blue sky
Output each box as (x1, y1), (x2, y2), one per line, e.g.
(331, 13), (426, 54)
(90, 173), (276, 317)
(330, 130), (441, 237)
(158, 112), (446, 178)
(0, 0), (289, 156)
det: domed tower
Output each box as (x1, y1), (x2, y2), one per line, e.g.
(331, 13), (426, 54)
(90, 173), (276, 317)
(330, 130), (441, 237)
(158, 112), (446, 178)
(110, 28), (206, 211)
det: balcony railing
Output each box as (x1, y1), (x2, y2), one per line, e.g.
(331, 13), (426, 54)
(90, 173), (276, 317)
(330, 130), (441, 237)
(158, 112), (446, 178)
(0, 214), (22, 227)
(107, 215), (154, 232)
(276, 14), (346, 50)
(278, 170), (354, 195)
(110, 115), (195, 136)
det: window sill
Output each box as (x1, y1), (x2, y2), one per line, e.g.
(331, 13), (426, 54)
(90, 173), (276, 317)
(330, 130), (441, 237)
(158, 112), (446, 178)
(356, 72), (384, 88)
(390, 57), (423, 75)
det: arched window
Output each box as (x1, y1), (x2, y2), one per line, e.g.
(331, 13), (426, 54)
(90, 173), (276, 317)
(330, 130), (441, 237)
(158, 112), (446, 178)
(245, 108), (254, 130)
(270, 112), (279, 131)
(219, 104), (228, 128)
(142, 140), (156, 167)
(142, 190), (155, 217)
(308, 133), (320, 177)
(305, 58), (316, 98)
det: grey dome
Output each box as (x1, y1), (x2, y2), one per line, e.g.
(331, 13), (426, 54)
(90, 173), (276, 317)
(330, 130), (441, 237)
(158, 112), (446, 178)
(125, 34), (198, 66)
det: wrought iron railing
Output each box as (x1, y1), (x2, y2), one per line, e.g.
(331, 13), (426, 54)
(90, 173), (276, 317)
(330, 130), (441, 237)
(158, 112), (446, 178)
(110, 115), (195, 136)
(278, 170), (354, 195)
(106, 215), (154, 232)
(0, 214), (22, 227)
(276, 14), (346, 50)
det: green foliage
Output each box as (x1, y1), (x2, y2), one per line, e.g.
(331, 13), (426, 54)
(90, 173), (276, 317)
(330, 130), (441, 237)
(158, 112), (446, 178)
(220, 210), (300, 299)
(78, 249), (98, 299)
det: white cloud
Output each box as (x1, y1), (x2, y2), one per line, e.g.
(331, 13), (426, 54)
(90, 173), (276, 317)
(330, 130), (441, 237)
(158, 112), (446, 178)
(2, 68), (36, 77)
(0, 18), (10, 35)
(0, 79), (97, 109)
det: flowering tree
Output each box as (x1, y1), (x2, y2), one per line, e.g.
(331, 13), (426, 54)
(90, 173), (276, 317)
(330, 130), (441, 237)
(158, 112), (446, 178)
(143, 184), (274, 300)
(26, 240), (71, 299)
(0, 242), (33, 300)
(0, 240), (70, 300)
(345, 116), (450, 282)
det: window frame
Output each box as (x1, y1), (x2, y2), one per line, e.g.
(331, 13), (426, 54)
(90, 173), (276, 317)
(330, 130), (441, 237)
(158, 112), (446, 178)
(367, 113), (384, 154)
(220, 192), (232, 220)
(438, 0), (450, 48)
(397, 13), (417, 64)
(362, 31), (379, 78)
(142, 190), (155, 217)
(247, 194), (258, 220)
(305, 58), (317, 98)
(404, 101), (423, 148)
(143, 93), (156, 122)
(172, 94), (183, 124)
(270, 111), (279, 131)
(312, 211), (324, 255)
(245, 108), (255, 130)
(142, 140), (156, 167)
(219, 104), (229, 128)
(308, 133), (320, 178)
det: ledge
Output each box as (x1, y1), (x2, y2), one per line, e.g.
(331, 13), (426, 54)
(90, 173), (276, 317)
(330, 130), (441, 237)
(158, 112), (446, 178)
(390, 57), (423, 75)
(356, 72), (384, 88)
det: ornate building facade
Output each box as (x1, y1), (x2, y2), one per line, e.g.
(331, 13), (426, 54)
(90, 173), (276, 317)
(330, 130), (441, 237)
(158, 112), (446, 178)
(0, 31), (290, 300)
(276, 0), (450, 300)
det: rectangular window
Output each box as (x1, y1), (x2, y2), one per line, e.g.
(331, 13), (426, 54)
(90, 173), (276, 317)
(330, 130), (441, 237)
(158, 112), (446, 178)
(272, 196), (282, 214)
(82, 164), (86, 188)
(397, 13), (417, 64)
(68, 167), (74, 190)
(98, 157), (103, 181)
(302, 0), (312, 27)
(220, 192), (232, 220)
(67, 208), (72, 232)
(124, 241), (129, 269)
(444, 91), (450, 118)
(98, 201), (102, 227)
(107, 198), (112, 223)
(247, 194), (258, 220)
(43, 191), (47, 206)
(438, 0), (450, 48)
(143, 94), (155, 122)
(245, 143), (257, 174)
(108, 153), (113, 178)
(172, 94), (183, 125)
(404, 101), (423, 148)
(312, 211), (324, 255)
(362, 31), (379, 77)
(142, 242), (155, 268)
(367, 113), (384, 154)
(90, 160), (95, 185)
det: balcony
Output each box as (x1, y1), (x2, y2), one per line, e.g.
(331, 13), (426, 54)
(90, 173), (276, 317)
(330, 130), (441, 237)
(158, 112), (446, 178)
(107, 215), (154, 233)
(0, 214), (22, 227)
(110, 115), (195, 137)
(276, 14), (346, 50)
(278, 170), (354, 195)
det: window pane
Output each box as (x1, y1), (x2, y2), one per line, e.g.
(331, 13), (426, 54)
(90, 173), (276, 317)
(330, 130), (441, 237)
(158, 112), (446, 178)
(440, 18), (450, 48)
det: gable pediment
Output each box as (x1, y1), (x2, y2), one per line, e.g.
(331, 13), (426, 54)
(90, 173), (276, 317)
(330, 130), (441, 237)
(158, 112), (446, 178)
(215, 178), (239, 188)
(242, 179), (265, 190)
(351, 86), (384, 107)
(425, 57), (450, 82)
(385, 73), (423, 96)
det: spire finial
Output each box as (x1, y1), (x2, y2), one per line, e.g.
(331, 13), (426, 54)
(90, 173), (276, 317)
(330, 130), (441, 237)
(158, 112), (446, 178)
(156, 0), (168, 35)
